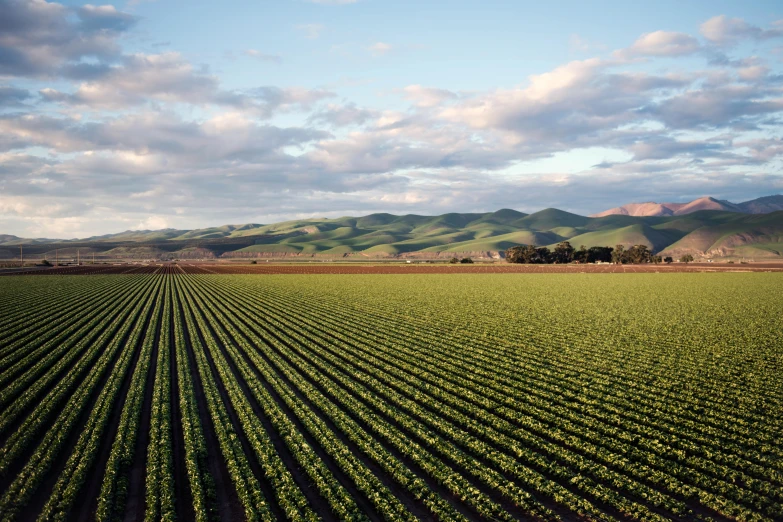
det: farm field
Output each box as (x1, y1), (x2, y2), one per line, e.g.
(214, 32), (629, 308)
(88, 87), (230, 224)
(0, 273), (781, 521)
(2, 261), (783, 277)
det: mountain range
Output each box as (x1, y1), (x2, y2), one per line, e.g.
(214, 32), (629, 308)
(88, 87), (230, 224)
(2, 196), (783, 261)
(591, 195), (783, 217)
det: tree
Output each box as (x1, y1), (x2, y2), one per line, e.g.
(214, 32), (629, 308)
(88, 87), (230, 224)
(612, 245), (626, 264)
(680, 254), (694, 263)
(505, 247), (523, 263)
(250, 260), (258, 264)
(664, 256), (673, 264)
(626, 245), (651, 264)
(449, 257), (459, 264)
(505, 245), (551, 263)
(553, 241), (575, 264)
(651, 255), (662, 264)
(587, 246), (613, 263)
(460, 257), (474, 264)
(534, 247), (552, 264)
(573, 245), (588, 264)
(505, 245), (544, 263)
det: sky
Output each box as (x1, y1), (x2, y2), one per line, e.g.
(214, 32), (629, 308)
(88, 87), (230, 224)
(1, 0), (782, 238)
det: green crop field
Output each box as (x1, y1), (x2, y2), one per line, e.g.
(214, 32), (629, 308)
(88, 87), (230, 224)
(0, 273), (781, 521)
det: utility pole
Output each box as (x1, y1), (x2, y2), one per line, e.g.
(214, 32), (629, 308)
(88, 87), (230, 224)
(55, 248), (58, 267)
(77, 249), (80, 266)
(93, 252), (95, 265)
(20, 245), (23, 267)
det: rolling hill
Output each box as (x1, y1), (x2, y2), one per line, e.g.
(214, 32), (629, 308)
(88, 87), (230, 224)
(2, 206), (782, 260)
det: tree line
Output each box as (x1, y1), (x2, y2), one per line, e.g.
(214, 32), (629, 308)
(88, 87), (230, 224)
(505, 242), (694, 264)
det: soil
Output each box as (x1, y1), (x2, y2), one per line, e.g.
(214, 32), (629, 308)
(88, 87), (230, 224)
(3, 262), (782, 276)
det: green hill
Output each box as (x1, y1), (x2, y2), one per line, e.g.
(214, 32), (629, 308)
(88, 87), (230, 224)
(563, 224), (682, 252)
(3, 209), (782, 260)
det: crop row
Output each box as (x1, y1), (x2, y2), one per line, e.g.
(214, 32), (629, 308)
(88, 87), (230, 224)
(0, 273), (779, 522)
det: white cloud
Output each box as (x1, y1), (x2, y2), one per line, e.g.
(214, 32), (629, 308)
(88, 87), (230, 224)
(2, 7), (783, 237)
(700, 15), (783, 45)
(133, 215), (169, 230)
(403, 85), (457, 107)
(626, 31), (700, 57)
(39, 52), (224, 108)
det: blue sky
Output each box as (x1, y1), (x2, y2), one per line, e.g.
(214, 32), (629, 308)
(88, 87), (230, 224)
(1, 0), (782, 237)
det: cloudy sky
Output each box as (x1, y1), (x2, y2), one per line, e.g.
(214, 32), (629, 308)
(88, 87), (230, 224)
(1, 0), (782, 238)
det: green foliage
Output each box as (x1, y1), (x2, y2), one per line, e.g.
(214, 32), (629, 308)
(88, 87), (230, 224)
(0, 273), (781, 522)
(459, 257), (474, 264)
(609, 244), (654, 264)
(552, 241), (575, 264)
(680, 254), (694, 263)
(611, 244), (626, 264)
(505, 245), (552, 264)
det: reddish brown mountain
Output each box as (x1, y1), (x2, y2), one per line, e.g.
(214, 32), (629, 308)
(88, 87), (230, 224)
(591, 195), (782, 217)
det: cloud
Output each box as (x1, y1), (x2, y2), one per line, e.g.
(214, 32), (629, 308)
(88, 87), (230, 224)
(244, 49), (282, 63)
(737, 138), (783, 162)
(250, 86), (336, 116)
(308, 103), (378, 126)
(38, 52), (225, 108)
(700, 15), (783, 46)
(626, 136), (729, 161)
(402, 85), (457, 107)
(37, 53), (333, 114)
(0, 111), (329, 162)
(737, 64), (769, 80)
(3, 8), (783, 237)
(76, 4), (137, 32)
(0, 0), (137, 77)
(0, 85), (32, 107)
(369, 42), (392, 56)
(626, 31), (701, 57)
(295, 23), (324, 39)
(132, 215), (169, 230)
(437, 58), (687, 149)
(641, 84), (783, 129)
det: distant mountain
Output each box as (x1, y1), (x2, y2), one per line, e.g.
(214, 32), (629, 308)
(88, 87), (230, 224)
(591, 195), (783, 218)
(737, 195), (783, 214)
(2, 205), (782, 260)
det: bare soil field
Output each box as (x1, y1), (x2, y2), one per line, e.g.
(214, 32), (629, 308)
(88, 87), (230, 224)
(3, 262), (781, 276)
(187, 262), (783, 274)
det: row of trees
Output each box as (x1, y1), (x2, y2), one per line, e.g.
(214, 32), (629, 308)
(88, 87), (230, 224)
(506, 242), (694, 265)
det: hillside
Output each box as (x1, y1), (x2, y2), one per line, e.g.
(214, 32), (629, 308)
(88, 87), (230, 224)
(2, 207), (782, 260)
(592, 195), (783, 218)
